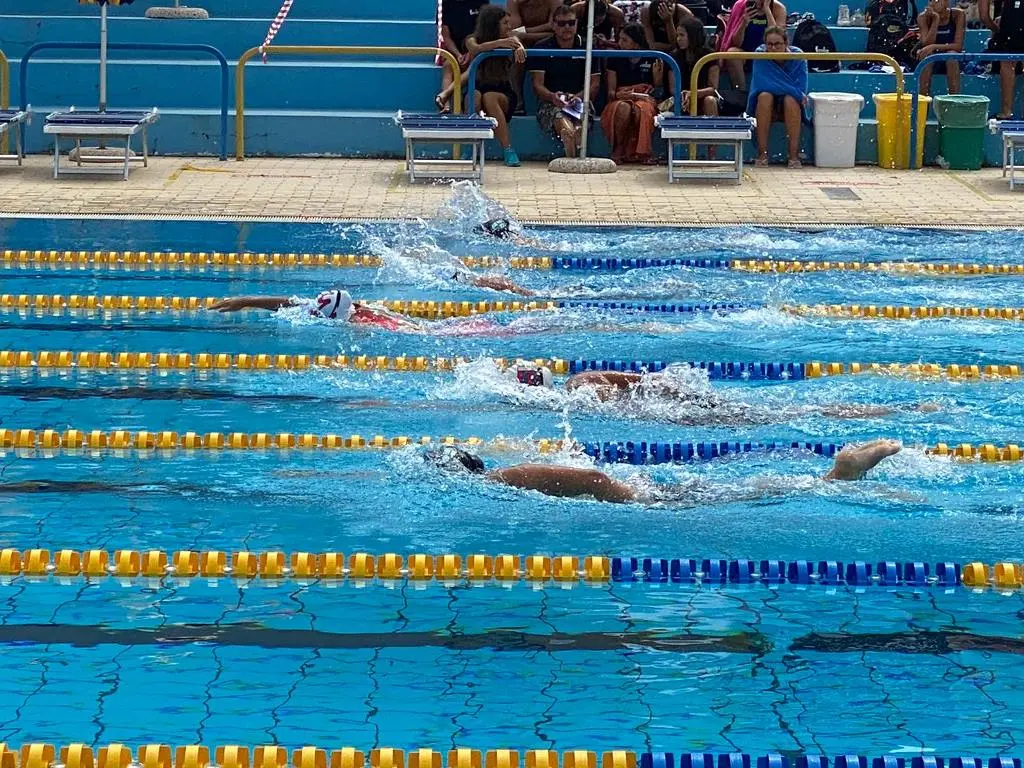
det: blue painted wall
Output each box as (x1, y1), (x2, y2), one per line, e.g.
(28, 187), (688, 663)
(0, 0), (1019, 165)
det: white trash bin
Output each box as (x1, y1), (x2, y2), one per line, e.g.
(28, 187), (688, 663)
(809, 92), (865, 168)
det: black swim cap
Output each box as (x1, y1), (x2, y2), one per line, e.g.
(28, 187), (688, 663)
(480, 218), (513, 239)
(424, 446), (486, 474)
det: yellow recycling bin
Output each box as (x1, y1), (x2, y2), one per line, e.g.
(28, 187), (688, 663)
(873, 93), (931, 169)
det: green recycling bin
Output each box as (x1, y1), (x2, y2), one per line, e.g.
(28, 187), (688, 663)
(933, 94), (990, 170)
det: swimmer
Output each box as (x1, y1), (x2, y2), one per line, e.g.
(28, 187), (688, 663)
(210, 289), (422, 332)
(423, 439), (903, 505)
(509, 364), (940, 422)
(476, 217), (546, 250)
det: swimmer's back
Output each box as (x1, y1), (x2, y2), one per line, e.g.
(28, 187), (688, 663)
(565, 371), (642, 391)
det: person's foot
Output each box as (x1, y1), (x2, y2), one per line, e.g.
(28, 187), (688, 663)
(824, 439), (902, 481)
(434, 93), (450, 114)
(755, 154), (769, 167)
(788, 157), (802, 169)
(503, 147), (521, 167)
(997, 112), (1014, 120)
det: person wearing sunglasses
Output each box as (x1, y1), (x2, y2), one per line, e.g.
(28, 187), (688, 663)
(530, 4), (603, 157)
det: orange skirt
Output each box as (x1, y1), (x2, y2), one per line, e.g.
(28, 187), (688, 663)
(600, 97), (658, 160)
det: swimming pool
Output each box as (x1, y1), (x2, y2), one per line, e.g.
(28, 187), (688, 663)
(3, 196), (1024, 757)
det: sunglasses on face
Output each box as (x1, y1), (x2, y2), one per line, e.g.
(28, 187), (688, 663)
(555, 19), (578, 27)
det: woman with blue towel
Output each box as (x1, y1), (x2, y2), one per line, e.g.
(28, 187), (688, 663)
(747, 26), (808, 168)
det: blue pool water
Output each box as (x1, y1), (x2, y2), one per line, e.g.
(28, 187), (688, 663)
(4, 192), (1024, 754)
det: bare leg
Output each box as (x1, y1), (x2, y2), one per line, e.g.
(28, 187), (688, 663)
(782, 95), (802, 167)
(947, 61), (961, 95)
(438, 67), (455, 112)
(919, 63), (933, 97)
(1000, 61), (1016, 118)
(482, 91), (512, 149)
(824, 439), (902, 481)
(755, 92), (773, 164)
(555, 116), (579, 157)
(702, 96), (719, 160)
(726, 48), (747, 91)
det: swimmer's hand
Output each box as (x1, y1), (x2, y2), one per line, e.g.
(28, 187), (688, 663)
(209, 295), (293, 313)
(824, 439), (902, 481)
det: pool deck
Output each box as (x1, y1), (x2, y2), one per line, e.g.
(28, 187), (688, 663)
(1, 156), (1021, 227)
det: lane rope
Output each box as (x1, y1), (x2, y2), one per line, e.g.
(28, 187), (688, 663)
(10, 295), (1024, 321)
(0, 550), (1016, 588)
(0, 429), (1020, 463)
(2, 352), (1023, 381)
(7, 249), (1024, 276)
(0, 295), (749, 318)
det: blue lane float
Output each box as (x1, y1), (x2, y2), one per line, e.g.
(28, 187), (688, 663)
(636, 755), (1022, 768)
(548, 257), (734, 271)
(582, 441), (841, 465)
(611, 558), (965, 586)
(555, 301), (754, 314)
(567, 360), (805, 380)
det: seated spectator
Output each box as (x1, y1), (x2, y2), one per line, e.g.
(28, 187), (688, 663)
(438, 0), (490, 112)
(917, 0), (965, 96)
(981, 0), (1024, 118)
(747, 26), (807, 167)
(570, 0), (626, 47)
(666, 15), (721, 115)
(601, 23), (663, 163)
(642, 0), (695, 51)
(530, 4), (603, 157)
(719, 0), (788, 92)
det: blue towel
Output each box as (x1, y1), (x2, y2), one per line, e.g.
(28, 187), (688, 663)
(746, 45), (809, 115)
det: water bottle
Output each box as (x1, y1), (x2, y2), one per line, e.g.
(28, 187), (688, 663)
(837, 4), (851, 24)
(851, 8), (866, 24)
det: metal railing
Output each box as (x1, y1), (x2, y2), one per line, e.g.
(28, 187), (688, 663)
(0, 48), (8, 154)
(908, 52), (1024, 169)
(19, 41), (229, 161)
(689, 52), (905, 115)
(235, 46), (462, 161)
(466, 48), (683, 116)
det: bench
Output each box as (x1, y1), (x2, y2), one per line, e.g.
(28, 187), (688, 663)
(990, 119), (1024, 190)
(0, 110), (28, 166)
(44, 108), (159, 180)
(655, 115), (757, 184)
(395, 111), (497, 184)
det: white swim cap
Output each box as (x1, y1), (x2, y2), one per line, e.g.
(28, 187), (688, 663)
(315, 289), (354, 320)
(506, 364), (553, 388)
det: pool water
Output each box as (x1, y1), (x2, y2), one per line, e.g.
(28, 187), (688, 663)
(3, 194), (1024, 754)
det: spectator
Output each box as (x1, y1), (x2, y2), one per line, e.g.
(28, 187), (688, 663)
(530, 4), (603, 157)
(469, 4), (526, 166)
(980, 0), (1023, 117)
(570, 0), (626, 47)
(747, 26), (807, 167)
(601, 23), (663, 163)
(917, 0), (965, 96)
(719, 0), (788, 91)
(508, 0), (563, 44)
(439, 0), (490, 111)
(642, 0), (695, 51)
(666, 15), (721, 115)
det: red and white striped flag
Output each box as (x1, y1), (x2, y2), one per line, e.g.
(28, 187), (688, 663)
(261, 0), (294, 63)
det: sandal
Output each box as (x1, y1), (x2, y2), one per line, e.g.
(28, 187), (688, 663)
(435, 94), (451, 114)
(755, 154), (769, 167)
(787, 157), (803, 169)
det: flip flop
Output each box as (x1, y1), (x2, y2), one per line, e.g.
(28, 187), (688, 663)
(435, 94), (451, 114)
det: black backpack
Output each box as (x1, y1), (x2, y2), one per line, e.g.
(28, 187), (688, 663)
(866, 0), (919, 25)
(792, 16), (840, 71)
(866, 13), (920, 67)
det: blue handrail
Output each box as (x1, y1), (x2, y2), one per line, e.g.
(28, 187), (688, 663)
(908, 51), (1024, 169)
(19, 41), (229, 161)
(467, 48), (683, 116)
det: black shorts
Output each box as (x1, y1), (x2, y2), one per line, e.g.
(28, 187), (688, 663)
(478, 84), (518, 117)
(992, 29), (1024, 54)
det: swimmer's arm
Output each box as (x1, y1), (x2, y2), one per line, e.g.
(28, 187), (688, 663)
(487, 465), (637, 503)
(210, 295), (295, 313)
(467, 274), (536, 296)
